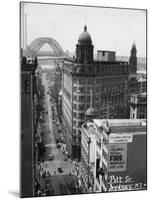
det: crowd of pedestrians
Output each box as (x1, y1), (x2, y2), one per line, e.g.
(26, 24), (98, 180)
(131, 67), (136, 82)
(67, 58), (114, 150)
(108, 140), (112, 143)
(38, 161), (51, 178)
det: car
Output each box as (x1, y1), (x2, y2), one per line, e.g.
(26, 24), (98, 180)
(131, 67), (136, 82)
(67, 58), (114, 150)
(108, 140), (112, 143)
(49, 154), (54, 160)
(58, 167), (63, 173)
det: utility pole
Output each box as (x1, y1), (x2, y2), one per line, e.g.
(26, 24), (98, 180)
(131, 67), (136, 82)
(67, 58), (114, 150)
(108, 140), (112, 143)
(87, 137), (91, 190)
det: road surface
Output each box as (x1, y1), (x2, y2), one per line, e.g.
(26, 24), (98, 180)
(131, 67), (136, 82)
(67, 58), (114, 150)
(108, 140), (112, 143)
(40, 72), (75, 195)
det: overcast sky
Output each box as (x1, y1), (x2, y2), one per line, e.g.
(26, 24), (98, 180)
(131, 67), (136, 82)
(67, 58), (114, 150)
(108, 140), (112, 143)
(22, 3), (146, 57)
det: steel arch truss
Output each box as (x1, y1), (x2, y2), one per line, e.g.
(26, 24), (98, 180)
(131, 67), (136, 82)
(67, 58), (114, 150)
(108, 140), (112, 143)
(28, 37), (64, 57)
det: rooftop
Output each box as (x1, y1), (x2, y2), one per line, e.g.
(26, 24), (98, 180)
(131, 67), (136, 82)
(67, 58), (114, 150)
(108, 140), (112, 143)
(97, 50), (116, 53)
(93, 119), (146, 134)
(82, 122), (97, 137)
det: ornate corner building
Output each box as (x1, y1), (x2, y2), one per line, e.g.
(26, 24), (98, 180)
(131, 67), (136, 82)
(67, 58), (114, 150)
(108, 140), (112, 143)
(62, 26), (130, 160)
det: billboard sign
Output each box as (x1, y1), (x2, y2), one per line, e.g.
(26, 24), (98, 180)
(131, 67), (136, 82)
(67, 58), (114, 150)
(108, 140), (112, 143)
(108, 143), (127, 172)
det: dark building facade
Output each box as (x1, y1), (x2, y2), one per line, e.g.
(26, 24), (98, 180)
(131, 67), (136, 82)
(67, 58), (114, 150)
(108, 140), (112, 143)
(21, 56), (38, 197)
(62, 25), (130, 160)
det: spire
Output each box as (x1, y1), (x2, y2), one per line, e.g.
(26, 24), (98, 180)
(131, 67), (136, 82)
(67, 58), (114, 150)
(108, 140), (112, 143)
(132, 40), (136, 49)
(84, 25), (87, 32)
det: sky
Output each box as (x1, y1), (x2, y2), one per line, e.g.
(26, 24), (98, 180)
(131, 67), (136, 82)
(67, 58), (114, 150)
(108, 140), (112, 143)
(21, 2), (146, 57)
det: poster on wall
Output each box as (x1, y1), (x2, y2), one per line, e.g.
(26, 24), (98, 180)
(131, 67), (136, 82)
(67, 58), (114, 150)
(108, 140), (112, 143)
(108, 143), (127, 172)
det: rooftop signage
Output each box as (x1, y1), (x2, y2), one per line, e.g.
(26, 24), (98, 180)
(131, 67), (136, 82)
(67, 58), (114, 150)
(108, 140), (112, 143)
(109, 133), (133, 143)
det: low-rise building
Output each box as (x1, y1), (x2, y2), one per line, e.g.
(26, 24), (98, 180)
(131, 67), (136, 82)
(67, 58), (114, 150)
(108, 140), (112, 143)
(81, 119), (147, 193)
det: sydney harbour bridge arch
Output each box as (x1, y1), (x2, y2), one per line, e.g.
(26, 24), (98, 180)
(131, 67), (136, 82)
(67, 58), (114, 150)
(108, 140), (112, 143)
(27, 37), (65, 57)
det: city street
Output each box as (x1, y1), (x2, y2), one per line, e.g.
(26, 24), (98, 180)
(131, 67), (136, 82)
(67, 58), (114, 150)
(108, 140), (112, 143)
(39, 72), (76, 195)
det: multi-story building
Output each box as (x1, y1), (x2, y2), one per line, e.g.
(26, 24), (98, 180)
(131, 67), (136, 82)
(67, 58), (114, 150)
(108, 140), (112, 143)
(81, 119), (147, 193)
(21, 56), (38, 197)
(130, 92), (147, 119)
(53, 62), (62, 113)
(129, 77), (147, 94)
(62, 25), (130, 160)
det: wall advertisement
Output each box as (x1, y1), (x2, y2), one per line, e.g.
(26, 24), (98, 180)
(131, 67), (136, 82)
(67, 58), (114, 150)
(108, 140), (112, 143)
(108, 143), (127, 172)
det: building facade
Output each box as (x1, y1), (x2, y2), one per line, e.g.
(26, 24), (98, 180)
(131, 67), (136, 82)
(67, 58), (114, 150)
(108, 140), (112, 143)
(81, 122), (104, 192)
(21, 56), (38, 197)
(62, 25), (130, 160)
(81, 119), (147, 193)
(93, 119), (147, 192)
(130, 92), (147, 119)
(129, 77), (147, 94)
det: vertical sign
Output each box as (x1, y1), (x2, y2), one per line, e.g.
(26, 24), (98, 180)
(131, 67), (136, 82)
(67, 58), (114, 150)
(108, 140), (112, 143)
(108, 143), (127, 172)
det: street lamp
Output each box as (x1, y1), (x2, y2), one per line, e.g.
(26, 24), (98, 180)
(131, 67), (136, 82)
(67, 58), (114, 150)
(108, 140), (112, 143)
(87, 137), (91, 189)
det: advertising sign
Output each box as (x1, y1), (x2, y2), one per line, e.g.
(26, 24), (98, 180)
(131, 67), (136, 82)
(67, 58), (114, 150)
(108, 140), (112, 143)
(108, 143), (127, 172)
(109, 133), (133, 143)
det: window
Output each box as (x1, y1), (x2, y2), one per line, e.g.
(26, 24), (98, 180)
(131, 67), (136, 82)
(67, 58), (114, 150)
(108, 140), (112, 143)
(96, 79), (99, 84)
(24, 79), (30, 94)
(79, 78), (85, 84)
(73, 136), (76, 143)
(73, 78), (78, 83)
(81, 96), (85, 101)
(73, 112), (77, 118)
(96, 87), (99, 92)
(78, 87), (84, 93)
(88, 78), (92, 85)
(73, 104), (77, 109)
(73, 86), (77, 91)
(78, 121), (84, 126)
(79, 113), (84, 119)
(73, 95), (77, 101)
(87, 96), (90, 102)
(79, 104), (85, 110)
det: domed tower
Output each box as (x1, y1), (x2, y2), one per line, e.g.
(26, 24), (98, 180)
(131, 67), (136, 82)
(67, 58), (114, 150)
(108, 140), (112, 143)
(76, 25), (94, 64)
(85, 90), (97, 122)
(129, 42), (137, 75)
